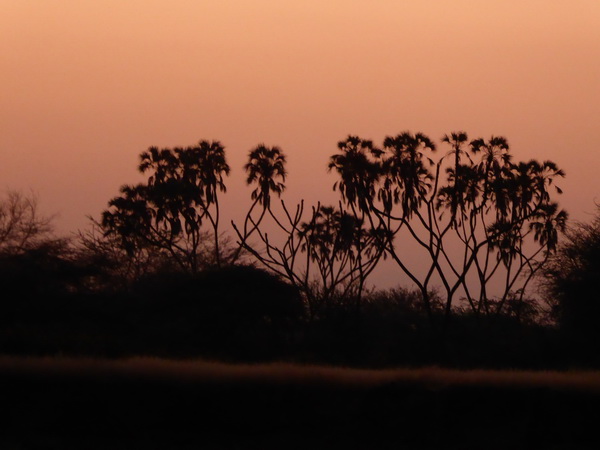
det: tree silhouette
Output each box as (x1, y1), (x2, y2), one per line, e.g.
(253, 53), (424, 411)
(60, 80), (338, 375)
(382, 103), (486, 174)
(0, 190), (54, 256)
(233, 145), (382, 317)
(245, 144), (287, 208)
(330, 131), (567, 329)
(102, 140), (230, 272)
(542, 207), (600, 357)
(77, 219), (171, 289)
(328, 136), (382, 213)
(298, 203), (382, 314)
(235, 145), (287, 243)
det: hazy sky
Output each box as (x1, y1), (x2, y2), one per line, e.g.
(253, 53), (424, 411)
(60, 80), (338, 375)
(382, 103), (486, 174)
(2, 1), (599, 287)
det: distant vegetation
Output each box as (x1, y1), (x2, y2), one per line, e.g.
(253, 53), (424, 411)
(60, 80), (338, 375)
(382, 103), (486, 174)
(1, 131), (598, 368)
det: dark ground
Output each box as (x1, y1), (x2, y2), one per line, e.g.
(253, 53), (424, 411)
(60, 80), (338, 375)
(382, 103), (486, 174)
(2, 357), (599, 449)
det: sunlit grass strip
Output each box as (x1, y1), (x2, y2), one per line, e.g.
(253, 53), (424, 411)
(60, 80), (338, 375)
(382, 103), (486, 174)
(2, 356), (600, 392)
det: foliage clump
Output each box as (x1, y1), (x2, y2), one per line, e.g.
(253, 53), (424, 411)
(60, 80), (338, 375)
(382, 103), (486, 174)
(542, 207), (600, 358)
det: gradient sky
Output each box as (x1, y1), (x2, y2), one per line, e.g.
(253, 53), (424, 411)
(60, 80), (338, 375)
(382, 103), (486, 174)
(2, 1), (599, 287)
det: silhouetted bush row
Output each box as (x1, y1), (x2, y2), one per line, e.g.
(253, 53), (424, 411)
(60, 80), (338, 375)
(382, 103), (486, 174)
(0, 243), (572, 368)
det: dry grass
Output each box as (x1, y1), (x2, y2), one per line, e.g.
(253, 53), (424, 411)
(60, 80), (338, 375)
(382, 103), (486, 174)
(3, 355), (600, 449)
(2, 355), (600, 392)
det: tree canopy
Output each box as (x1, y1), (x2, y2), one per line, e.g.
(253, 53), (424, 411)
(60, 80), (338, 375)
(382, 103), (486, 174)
(99, 132), (567, 329)
(329, 132), (567, 325)
(543, 207), (600, 348)
(101, 140), (230, 272)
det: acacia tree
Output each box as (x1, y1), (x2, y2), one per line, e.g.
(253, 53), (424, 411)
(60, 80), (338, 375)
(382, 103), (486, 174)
(232, 144), (382, 317)
(542, 207), (600, 347)
(0, 190), (55, 255)
(329, 132), (567, 327)
(102, 140), (230, 273)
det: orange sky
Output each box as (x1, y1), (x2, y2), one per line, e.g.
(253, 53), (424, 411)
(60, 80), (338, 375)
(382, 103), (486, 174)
(1, 1), (599, 287)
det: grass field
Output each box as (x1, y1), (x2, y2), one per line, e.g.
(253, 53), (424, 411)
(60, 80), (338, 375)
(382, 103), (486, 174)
(3, 356), (599, 449)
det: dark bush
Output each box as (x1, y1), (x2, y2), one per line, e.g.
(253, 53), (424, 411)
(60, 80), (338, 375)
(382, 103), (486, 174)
(542, 207), (600, 363)
(128, 265), (305, 359)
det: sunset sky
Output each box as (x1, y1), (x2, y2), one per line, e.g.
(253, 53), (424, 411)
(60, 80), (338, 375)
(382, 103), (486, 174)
(1, 1), (599, 287)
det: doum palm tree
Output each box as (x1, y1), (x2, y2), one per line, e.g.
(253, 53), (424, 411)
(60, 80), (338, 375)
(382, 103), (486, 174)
(245, 144), (287, 208)
(103, 140), (230, 272)
(329, 131), (567, 332)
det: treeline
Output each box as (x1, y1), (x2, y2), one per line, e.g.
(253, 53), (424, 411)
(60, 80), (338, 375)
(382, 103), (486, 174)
(1, 131), (598, 367)
(0, 253), (560, 367)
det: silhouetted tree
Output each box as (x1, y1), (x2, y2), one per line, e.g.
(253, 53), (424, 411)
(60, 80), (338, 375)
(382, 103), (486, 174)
(245, 144), (287, 208)
(233, 145), (382, 317)
(77, 219), (172, 290)
(299, 204), (382, 315)
(0, 190), (85, 301)
(330, 132), (567, 329)
(0, 190), (54, 256)
(101, 141), (231, 272)
(542, 206), (600, 356)
(232, 144), (287, 260)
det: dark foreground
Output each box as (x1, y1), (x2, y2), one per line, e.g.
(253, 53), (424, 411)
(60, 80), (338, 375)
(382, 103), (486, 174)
(3, 357), (599, 449)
